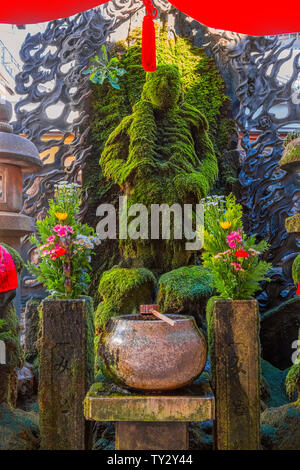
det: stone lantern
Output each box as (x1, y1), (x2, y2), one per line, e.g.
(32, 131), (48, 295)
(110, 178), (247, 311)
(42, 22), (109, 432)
(0, 97), (43, 249)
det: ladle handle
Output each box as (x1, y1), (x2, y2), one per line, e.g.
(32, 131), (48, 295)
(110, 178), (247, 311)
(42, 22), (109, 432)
(152, 310), (175, 326)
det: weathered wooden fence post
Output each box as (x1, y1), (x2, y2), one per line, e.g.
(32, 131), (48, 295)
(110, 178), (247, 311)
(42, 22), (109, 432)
(211, 300), (260, 450)
(39, 297), (94, 450)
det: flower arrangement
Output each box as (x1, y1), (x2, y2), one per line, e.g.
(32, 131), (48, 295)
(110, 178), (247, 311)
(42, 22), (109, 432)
(28, 182), (101, 299)
(201, 194), (271, 299)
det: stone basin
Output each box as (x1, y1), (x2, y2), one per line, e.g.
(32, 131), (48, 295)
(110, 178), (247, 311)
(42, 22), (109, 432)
(99, 314), (207, 391)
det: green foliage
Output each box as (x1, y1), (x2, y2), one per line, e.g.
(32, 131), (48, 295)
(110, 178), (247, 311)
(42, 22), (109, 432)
(27, 182), (100, 299)
(202, 194), (272, 299)
(285, 214), (300, 233)
(292, 254), (300, 285)
(83, 45), (126, 89)
(0, 319), (12, 343)
(285, 363), (300, 400)
(157, 266), (213, 313)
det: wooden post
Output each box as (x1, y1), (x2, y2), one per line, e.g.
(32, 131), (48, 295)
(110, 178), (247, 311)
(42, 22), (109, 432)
(39, 298), (94, 450)
(211, 300), (260, 450)
(116, 422), (188, 450)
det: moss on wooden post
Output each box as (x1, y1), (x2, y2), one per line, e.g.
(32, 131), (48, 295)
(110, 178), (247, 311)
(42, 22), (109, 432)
(39, 297), (94, 450)
(211, 300), (260, 450)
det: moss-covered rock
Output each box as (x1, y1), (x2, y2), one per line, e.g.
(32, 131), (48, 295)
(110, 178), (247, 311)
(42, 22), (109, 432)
(94, 267), (156, 373)
(157, 266), (213, 323)
(261, 359), (289, 408)
(292, 254), (300, 284)
(279, 137), (300, 169)
(260, 296), (300, 369)
(261, 402), (300, 450)
(95, 267), (156, 331)
(0, 403), (39, 450)
(285, 362), (300, 401)
(285, 214), (300, 233)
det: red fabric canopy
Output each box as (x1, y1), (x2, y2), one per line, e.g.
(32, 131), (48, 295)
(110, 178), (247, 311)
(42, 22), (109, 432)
(0, 245), (18, 294)
(0, 0), (299, 36)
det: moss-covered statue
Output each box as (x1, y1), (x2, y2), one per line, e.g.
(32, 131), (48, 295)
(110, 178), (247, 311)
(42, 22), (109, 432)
(101, 65), (217, 268)
(0, 244), (24, 406)
(95, 66), (214, 345)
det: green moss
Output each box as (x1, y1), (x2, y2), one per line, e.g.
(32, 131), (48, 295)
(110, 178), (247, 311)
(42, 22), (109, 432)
(83, 26), (236, 294)
(95, 267), (156, 330)
(285, 214), (300, 233)
(100, 64), (218, 269)
(157, 266), (213, 315)
(292, 254), (300, 285)
(0, 304), (23, 370)
(279, 138), (300, 167)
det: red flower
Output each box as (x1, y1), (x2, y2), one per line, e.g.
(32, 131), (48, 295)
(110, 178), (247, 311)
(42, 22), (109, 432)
(234, 250), (249, 258)
(55, 247), (67, 258)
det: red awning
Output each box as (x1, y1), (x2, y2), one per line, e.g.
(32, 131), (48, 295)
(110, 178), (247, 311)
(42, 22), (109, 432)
(0, 245), (18, 294)
(0, 0), (299, 36)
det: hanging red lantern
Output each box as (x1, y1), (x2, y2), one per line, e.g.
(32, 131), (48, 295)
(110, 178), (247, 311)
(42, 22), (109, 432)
(0, 245), (18, 294)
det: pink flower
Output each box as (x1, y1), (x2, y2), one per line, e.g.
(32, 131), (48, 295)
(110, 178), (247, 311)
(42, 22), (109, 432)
(47, 235), (55, 243)
(41, 250), (50, 257)
(230, 262), (244, 272)
(249, 248), (260, 256)
(53, 224), (74, 237)
(227, 231), (242, 249)
(214, 249), (232, 259)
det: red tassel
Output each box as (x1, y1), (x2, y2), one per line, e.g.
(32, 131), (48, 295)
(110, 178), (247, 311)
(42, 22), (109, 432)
(142, 0), (157, 72)
(297, 280), (300, 296)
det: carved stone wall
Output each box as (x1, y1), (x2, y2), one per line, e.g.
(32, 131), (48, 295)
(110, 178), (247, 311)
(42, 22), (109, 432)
(203, 32), (300, 310)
